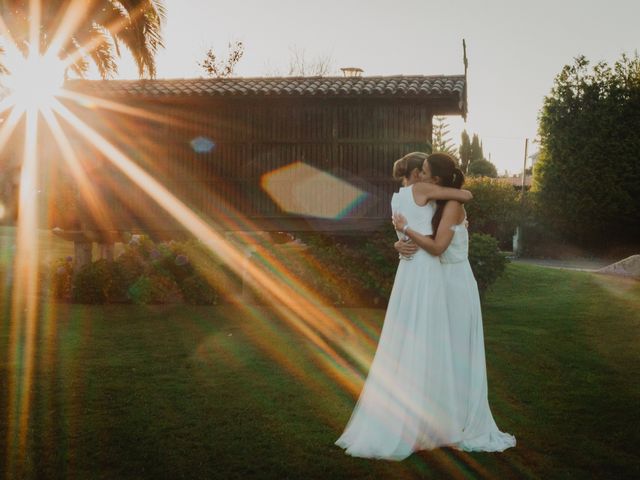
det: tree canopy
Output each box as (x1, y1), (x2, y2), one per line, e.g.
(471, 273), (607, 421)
(465, 132), (497, 178)
(199, 41), (244, 78)
(535, 53), (640, 246)
(431, 116), (458, 158)
(459, 130), (472, 173)
(467, 158), (498, 178)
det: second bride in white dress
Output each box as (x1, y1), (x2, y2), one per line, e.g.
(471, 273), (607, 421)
(393, 152), (516, 452)
(335, 152), (473, 460)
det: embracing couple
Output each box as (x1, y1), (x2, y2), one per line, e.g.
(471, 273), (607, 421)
(335, 152), (516, 460)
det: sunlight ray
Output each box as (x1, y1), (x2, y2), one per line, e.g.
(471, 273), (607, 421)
(46, 0), (95, 59)
(0, 105), (26, 165)
(59, 90), (182, 125)
(0, 13), (16, 44)
(40, 106), (115, 233)
(28, 0), (41, 54)
(0, 96), (21, 116)
(7, 107), (41, 460)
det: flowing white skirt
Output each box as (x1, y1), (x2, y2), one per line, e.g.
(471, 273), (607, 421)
(336, 251), (463, 460)
(443, 260), (516, 452)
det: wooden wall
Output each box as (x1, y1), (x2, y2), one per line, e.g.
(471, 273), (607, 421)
(63, 96), (434, 234)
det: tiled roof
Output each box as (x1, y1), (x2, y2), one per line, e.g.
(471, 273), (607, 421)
(65, 75), (466, 100)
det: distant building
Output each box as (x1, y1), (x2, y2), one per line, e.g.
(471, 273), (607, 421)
(497, 174), (532, 190)
(529, 150), (540, 168)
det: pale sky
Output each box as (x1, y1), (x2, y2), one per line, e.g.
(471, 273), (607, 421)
(114, 0), (640, 175)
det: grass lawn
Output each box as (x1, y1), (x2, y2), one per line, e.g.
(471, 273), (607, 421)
(1, 263), (639, 479)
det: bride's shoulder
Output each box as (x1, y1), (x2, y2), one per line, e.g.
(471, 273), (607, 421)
(412, 182), (435, 195)
(413, 182), (434, 192)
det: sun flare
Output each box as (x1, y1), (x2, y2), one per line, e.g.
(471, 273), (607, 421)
(1, 50), (65, 112)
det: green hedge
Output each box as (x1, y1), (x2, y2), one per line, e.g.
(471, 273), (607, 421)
(465, 177), (521, 249)
(535, 54), (640, 247)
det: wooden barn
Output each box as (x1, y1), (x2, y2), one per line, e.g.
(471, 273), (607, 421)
(53, 73), (467, 243)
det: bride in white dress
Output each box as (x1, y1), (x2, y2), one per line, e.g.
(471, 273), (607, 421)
(335, 152), (473, 460)
(393, 152), (516, 452)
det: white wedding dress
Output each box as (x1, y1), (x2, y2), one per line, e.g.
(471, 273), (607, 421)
(335, 185), (463, 460)
(442, 214), (516, 452)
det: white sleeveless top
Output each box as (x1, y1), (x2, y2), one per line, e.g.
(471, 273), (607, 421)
(440, 213), (469, 264)
(391, 185), (435, 240)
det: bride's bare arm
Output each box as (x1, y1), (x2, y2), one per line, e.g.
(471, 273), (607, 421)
(413, 182), (472, 203)
(393, 202), (462, 255)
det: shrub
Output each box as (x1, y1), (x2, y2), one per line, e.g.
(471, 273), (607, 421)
(73, 259), (128, 304)
(272, 242), (363, 306)
(468, 233), (509, 295)
(517, 191), (591, 258)
(181, 275), (218, 305)
(465, 177), (521, 249)
(128, 273), (183, 305)
(59, 237), (229, 305)
(114, 247), (146, 285)
(147, 243), (194, 282)
(343, 231), (400, 305)
(291, 230), (399, 307)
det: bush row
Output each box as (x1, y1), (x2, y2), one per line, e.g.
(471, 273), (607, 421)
(53, 237), (229, 305)
(52, 229), (508, 306)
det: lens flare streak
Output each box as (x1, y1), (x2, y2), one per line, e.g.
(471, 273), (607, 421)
(7, 108), (40, 461)
(40, 106), (114, 233)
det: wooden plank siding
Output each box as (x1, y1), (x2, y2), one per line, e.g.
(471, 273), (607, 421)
(58, 96), (435, 235)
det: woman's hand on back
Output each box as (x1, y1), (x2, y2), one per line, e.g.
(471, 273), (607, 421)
(392, 212), (408, 231)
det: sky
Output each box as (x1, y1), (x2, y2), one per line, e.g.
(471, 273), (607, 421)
(114, 0), (640, 175)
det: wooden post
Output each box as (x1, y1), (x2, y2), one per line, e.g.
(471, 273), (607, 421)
(521, 138), (529, 192)
(74, 220), (93, 272)
(98, 243), (114, 261)
(514, 138), (529, 257)
(74, 241), (92, 273)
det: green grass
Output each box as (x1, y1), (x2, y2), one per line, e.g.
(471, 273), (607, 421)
(1, 263), (639, 479)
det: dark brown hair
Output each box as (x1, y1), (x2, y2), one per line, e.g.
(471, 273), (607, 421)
(426, 152), (465, 235)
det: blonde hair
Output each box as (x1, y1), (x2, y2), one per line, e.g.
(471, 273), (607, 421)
(392, 152), (428, 182)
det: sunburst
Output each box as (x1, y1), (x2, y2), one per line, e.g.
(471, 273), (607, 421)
(1, 50), (65, 113)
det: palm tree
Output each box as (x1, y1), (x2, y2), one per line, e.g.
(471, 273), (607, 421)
(0, 0), (166, 78)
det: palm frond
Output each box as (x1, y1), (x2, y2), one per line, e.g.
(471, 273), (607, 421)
(0, 0), (164, 79)
(87, 24), (118, 78)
